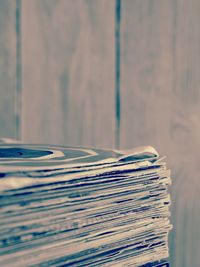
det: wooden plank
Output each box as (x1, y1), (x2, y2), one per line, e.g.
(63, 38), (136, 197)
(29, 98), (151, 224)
(120, 0), (200, 266)
(21, 0), (115, 149)
(0, 0), (17, 139)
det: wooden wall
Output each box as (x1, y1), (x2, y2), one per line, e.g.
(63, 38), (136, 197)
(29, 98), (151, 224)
(0, 0), (200, 266)
(0, 0), (17, 139)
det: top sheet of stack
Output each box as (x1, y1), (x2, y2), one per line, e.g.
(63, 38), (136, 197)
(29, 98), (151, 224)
(0, 144), (162, 191)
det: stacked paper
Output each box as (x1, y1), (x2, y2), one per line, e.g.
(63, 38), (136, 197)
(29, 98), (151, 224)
(0, 143), (172, 266)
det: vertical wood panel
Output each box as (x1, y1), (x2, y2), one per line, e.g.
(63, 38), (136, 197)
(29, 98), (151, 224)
(120, 0), (200, 266)
(0, 0), (17, 139)
(21, 0), (115, 149)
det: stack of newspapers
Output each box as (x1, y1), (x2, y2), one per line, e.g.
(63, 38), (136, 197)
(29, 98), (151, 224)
(0, 141), (172, 266)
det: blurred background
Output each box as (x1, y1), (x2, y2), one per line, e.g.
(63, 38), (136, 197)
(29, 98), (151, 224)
(0, 0), (200, 266)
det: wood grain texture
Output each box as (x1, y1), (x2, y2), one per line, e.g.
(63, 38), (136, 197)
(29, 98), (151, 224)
(21, 0), (115, 149)
(120, 1), (200, 266)
(0, 0), (17, 139)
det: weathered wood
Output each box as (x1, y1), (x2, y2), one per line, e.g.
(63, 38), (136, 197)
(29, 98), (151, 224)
(21, 0), (115, 149)
(0, 0), (17, 139)
(120, 0), (200, 266)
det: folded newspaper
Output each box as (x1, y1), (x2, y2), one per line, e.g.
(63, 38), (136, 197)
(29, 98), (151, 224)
(0, 141), (172, 266)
